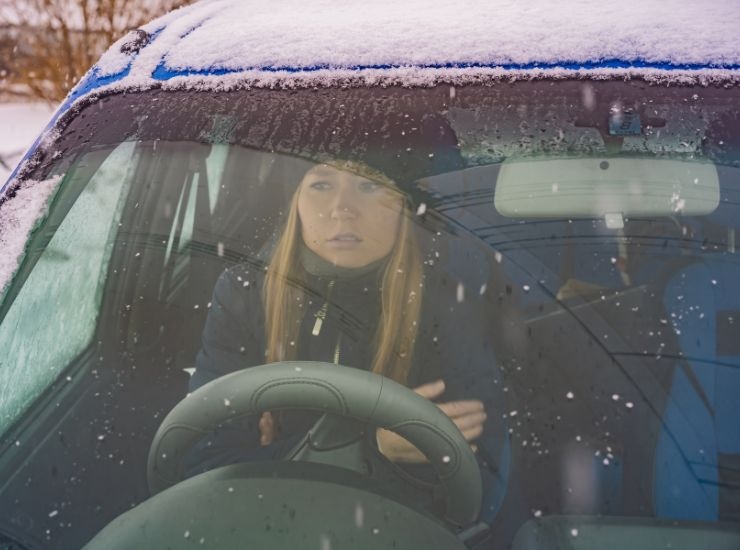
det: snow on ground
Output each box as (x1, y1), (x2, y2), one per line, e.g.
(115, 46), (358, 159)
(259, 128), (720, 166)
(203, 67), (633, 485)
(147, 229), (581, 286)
(0, 103), (56, 184)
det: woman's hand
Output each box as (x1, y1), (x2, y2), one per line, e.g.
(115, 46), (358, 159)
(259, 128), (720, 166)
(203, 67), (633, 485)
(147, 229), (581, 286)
(376, 379), (486, 463)
(259, 380), (486, 458)
(259, 411), (276, 446)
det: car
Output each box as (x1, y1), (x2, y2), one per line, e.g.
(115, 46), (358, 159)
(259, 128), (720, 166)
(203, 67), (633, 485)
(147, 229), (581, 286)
(1, 0), (739, 548)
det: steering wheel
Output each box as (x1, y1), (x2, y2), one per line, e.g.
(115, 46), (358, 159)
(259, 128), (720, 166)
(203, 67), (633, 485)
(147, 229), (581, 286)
(147, 361), (482, 527)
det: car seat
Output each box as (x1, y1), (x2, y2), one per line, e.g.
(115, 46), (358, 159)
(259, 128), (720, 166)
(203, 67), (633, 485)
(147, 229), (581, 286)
(654, 169), (740, 521)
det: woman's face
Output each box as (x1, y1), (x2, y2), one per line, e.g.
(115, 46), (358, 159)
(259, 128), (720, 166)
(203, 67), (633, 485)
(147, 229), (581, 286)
(297, 163), (404, 268)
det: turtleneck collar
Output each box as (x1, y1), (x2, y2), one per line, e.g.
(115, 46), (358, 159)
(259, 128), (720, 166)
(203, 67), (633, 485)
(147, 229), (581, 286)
(299, 243), (387, 281)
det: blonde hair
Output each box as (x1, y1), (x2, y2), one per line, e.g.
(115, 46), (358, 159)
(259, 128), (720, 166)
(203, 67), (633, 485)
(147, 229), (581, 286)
(263, 182), (423, 384)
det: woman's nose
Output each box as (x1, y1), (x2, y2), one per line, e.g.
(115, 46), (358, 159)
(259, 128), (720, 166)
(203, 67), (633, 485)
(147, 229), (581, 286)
(330, 187), (359, 219)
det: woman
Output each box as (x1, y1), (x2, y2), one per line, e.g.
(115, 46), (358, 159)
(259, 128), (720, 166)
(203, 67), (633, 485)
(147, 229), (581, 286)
(191, 156), (508, 520)
(191, 160), (497, 463)
(190, 110), (510, 520)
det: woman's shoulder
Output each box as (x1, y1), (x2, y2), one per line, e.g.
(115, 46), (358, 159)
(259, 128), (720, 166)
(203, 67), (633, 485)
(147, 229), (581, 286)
(212, 261), (266, 302)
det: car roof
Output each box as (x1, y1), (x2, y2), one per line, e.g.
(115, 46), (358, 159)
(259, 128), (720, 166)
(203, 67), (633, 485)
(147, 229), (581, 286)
(35, 0), (740, 179)
(4, 0), (740, 195)
(14, 0), (740, 140)
(86, 0), (740, 94)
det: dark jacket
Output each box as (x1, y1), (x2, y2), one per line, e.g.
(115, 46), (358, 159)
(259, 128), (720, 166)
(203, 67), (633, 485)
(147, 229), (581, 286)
(189, 247), (509, 521)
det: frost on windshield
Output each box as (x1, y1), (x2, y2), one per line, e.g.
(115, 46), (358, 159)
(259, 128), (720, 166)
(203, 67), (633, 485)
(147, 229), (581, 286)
(448, 88), (734, 165)
(0, 143), (133, 436)
(0, 83), (738, 549)
(0, 175), (63, 297)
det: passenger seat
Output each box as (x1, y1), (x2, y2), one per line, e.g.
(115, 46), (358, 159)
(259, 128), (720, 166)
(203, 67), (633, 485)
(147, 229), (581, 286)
(654, 175), (740, 521)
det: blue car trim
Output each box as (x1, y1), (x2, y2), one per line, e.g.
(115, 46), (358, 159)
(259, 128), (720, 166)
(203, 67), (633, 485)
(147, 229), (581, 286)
(150, 58), (740, 79)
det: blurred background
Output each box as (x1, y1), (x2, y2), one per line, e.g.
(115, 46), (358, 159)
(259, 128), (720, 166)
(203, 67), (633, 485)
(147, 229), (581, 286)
(0, 0), (192, 180)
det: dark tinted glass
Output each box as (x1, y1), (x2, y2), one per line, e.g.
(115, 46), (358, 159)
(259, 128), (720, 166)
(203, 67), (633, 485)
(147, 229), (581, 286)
(1, 82), (739, 549)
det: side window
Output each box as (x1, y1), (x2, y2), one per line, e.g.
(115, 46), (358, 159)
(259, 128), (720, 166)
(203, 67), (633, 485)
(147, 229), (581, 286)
(158, 144), (225, 303)
(0, 143), (134, 436)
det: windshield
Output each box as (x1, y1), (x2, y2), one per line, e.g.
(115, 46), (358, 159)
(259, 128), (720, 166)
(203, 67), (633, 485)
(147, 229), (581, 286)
(1, 81), (739, 549)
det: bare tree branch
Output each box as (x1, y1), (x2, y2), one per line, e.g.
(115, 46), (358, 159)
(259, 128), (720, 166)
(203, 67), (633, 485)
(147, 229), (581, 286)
(0, 0), (192, 101)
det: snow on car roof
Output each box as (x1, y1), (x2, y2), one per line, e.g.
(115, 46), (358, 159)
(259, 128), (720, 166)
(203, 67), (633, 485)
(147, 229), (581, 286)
(93, 0), (740, 87)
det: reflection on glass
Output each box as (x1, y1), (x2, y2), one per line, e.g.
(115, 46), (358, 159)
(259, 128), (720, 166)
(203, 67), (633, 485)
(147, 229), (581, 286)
(0, 83), (738, 548)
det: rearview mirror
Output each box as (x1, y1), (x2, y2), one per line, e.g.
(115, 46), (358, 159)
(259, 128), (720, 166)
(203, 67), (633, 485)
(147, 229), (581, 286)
(494, 157), (720, 228)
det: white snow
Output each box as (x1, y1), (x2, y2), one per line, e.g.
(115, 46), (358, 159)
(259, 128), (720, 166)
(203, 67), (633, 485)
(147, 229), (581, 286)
(0, 103), (55, 183)
(0, 175), (62, 295)
(0, 104), (59, 295)
(96, 0), (740, 81)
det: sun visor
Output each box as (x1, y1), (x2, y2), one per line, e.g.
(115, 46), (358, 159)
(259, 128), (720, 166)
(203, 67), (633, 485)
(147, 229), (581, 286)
(494, 157), (720, 228)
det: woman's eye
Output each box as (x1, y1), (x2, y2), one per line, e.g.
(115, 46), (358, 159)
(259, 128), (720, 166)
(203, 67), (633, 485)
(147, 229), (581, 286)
(310, 181), (332, 190)
(358, 181), (381, 192)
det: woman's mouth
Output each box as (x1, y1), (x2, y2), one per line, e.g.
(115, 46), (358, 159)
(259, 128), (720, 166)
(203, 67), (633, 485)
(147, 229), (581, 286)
(327, 233), (363, 248)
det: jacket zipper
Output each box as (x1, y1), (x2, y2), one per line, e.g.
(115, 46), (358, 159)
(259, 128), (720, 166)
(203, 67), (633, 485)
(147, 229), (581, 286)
(311, 280), (341, 364)
(311, 280), (335, 336)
